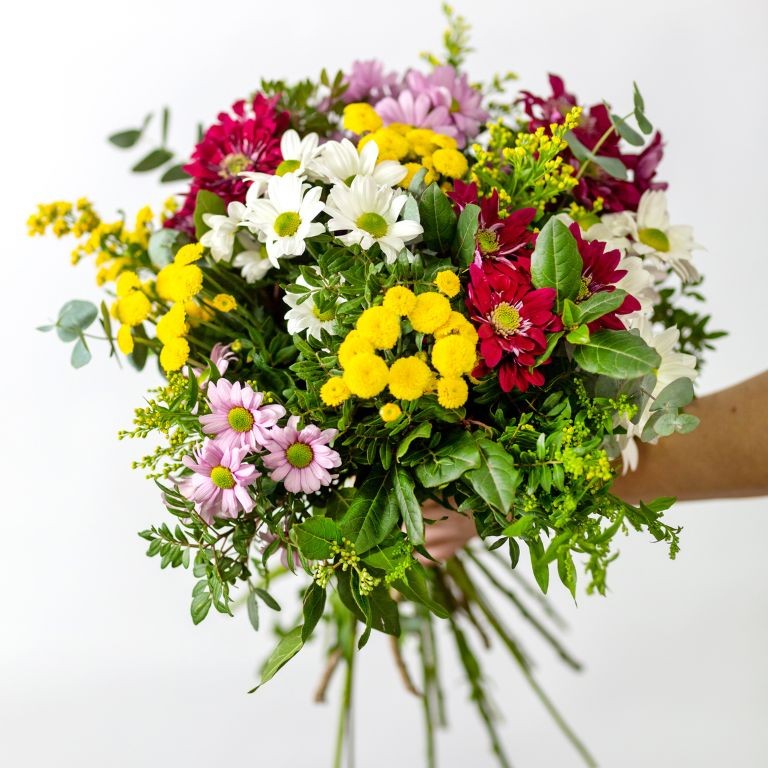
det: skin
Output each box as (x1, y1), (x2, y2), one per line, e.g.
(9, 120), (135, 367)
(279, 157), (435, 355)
(423, 371), (768, 562)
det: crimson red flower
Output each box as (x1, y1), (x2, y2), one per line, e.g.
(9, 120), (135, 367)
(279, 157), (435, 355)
(449, 181), (536, 267)
(568, 222), (640, 330)
(165, 93), (290, 235)
(519, 75), (667, 213)
(466, 257), (561, 392)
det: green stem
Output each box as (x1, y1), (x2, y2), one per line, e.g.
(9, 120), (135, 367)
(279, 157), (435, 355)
(574, 109), (634, 181)
(419, 613), (437, 768)
(333, 619), (356, 768)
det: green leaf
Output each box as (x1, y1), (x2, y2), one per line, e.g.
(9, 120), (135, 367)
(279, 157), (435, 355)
(561, 298), (580, 327)
(293, 516), (341, 560)
(565, 324), (590, 345)
(402, 194), (420, 224)
(255, 626), (304, 689)
(527, 538), (549, 594)
(396, 422), (432, 460)
(108, 129), (142, 148)
(392, 468), (424, 546)
(675, 413), (700, 434)
(418, 182), (457, 253)
(161, 106), (170, 146)
(36, 324), (54, 332)
(131, 148), (173, 172)
(367, 587), (401, 636)
(190, 591), (212, 624)
(253, 586), (281, 612)
(160, 164), (191, 183)
(632, 81), (646, 113)
(414, 431), (481, 488)
(633, 83), (653, 134)
(58, 299), (98, 334)
(465, 438), (519, 514)
(535, 330), (564, 366)
(408, 167), (428, 196)
(557, 549), (577, 599)
(301, 582), (326, 641)
(148, 228), (185, 268)
(502, 514), (534, 538)
(654, 412), (678, 436)
(455, 203), (480, 266)
(193, 189), (227, 240)
(610, 113), (644, 147)
(650, 377), (695, 411)
(592, 155), (628, 181)
(340, 476), (399, 553)
(246, 591), (260, 631)
(128, 324), (148, 371)
(573, 330), (661, 379)
(571, 289), (627, 326)
(70, 337), (91, 368)
(392, 564), (449, 619)
(530, 217), (583, 311)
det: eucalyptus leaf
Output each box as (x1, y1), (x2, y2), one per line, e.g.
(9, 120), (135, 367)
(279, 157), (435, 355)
(674, 413), (700, 434)
(108, 129), (142, 148)
(592, 155), (628, 181)
(58, 299), (98, 331)
(610, 113), (644, 146)
(650, 377), (695, 411)
(653, 411), (678, 437)
(148, 228), (185, 268)
(70, 337), (91, 368)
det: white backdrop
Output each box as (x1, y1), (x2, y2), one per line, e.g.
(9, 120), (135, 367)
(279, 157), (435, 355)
(2, 1), (767, 766)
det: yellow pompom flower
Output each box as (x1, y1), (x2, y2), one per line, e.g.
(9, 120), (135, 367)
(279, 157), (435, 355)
(434, 270), (461, 298)
(407, 292), (451, 334)
(386, 122), (412, 136)
(343, 353), (389, 398)
(160, 337), (190, 372)
(115, 290), (151, 327)
(379, 403), (402, 422)
(337, 330), (375, 369)
(388, 356), (432, 400)
(406, 129), (440, 157)
(211, 293), (237, 312)
(437, 376), (469, 408)
(356, 305), (401, 350)
(342, 103), (383, 135)
(432, 148), (469, 179)
(358, 128), (410, 162)
(320, 377), (351, 407)
(383, 286), (417, 316)
(434, 311), (479, 344)
(184, 299), (214, 326)
(432, 133), (458, 151)
(116, 271), (142, 297)
(156, 263), (203, 303)
(174, 242), (204, 265)
(431, 335), (476, 377)
(399, 162), (425, 190)
(155, 303), (188, 344)
(116, 324), (134, 355)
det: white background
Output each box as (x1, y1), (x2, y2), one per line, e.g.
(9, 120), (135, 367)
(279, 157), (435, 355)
(2, 1), (767, 766)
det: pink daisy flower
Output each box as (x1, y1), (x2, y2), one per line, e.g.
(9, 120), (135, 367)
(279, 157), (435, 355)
(178, 440), (259, 524)
(210, 342), (236, 375)
(262, 416), (342, 495)
(374, 90), (455, 137)
(343, 59), (399, 103)
(200, 379), (286, 451)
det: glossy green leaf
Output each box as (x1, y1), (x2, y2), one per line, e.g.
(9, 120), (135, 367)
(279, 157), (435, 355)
(565, 324), (590, 345)
(530, 217), (583, 311)
(414, 431), (481, 488)
(396, 422), (432, 460)
(293, 516), (341, 560)
(392, 468), (424, 546)
(193, 189), (227, 239)
(254, 626), (304, 690)
(340, 476), (398, 553)
(301, 582), (326, 641)
(418, 182), (457, 253)
(455, 203), (480, 266)
(465, 438), (519, 514)
(571, 289), (627, 325)
(503, 514), (535, 538)
(573, 330), (661, 379)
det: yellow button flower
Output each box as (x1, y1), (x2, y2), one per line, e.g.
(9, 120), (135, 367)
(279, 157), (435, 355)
(155, 303), (188, 344)
(356, 305), (401, 350)
(337, 330), (375, 369)
(388, 356), (432, 400)
(320, 377), (351, 407)
(383, 286), (417, 316)
(116, 324), (134, 355)
(434, 270), (461, 298)
(437, 376), (469, 408)
(160, 337), (190, 372)
(431, 148), (469, 179)
(358, 128), (410, 162)
(211, 293), (237, 312)
(379, 403), (402, 422)
(434, 311), (479, 344)
(342, 103), (383, 135)
(407, 292), (452, 334)
(342, 353), (389, 398)
(431, 335), (476, 377)
(115, 290), (151, 327)
(156, 263), (203, 303)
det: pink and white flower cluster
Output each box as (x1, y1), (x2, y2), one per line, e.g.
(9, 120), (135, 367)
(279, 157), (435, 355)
(177, 376), (341, 523)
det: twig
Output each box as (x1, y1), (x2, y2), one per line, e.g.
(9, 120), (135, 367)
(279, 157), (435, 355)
(314, 647), (342, 703)
(389, 635), (422, 697)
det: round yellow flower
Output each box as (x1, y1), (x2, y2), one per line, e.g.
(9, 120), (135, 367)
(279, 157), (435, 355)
(174, 242), (204, 265)
(156, 263), (203, 302)
(407, 292), (451, 334)
(431, 335), (476, 377)
(358, 128), (410, 162)
(386, 122), (412, 136)
(431, 148), (468, 179)
(342, 353), (389, 398)
(211, 293), (237, 312)
(437, 376), (469, 409)
(406, 129), (440, 157)
(342, 103), (383, 135)
(115, 290), (151, 327)
(434, 311), (478, 343)
(184, 299), (214, 326)
(116, 271), (142, 297)
(434, 270), (461, 298)
(156, 303), (188, 344)
(356, 305), (401, 350)
(320, 377), (351, 407)
(116, 324), (134, 355)
(399, 162), (425, 190)
(388, 356), (432, 400)
(160, 337), (190, 372)
(379, 403), (402, 422)
(432, 133), (458, 151)
(383, 286), (417, 316)
(337, 330), (374, 369)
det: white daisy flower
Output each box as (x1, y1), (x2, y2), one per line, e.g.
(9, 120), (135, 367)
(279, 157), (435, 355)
(586, 213), (635, 255)
(201, 201), (251, 262)
(324, 176), (423, 263)
(233, 243), (273, 283)
(275, 129), (323, 180)
(616, 254), (658, 318)
(313, 139), (407, 188)
(283, 273), (343, 340)
(242, 173), (325, 268)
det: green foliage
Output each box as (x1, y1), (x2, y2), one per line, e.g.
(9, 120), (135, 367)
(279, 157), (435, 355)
(573, 330), (661, 379)
(531, 218), (584, 311)
(418, 183), (457, 254)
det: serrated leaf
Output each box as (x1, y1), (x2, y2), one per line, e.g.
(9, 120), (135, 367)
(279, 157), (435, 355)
(418, 182), (457, 253)
(293, 516), (341, 560)
(455, 203), (480, 266)
(573, 330), (661, 379)
(131, 147), (173, 172)
(530, 217), (583, 311)
(392, 468), (424, 546)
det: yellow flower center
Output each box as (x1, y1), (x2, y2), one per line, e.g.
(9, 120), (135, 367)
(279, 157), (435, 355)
(576, 276), (592, 302)
(221, 153), (250, 177)
(286, 442), (314, 469)
(274, 211), (301, 237)
(490, 302), (521, 337)
(356, 212), (388, 238)
(476, 228), (499, 255)
(276, 159), (301, 176)
(227, 406), (254, 432)
(450, 97), (461, 113)
(313, 305), (336, 322)
(637, 227), (670, 253)
(210, 465), (235, 489)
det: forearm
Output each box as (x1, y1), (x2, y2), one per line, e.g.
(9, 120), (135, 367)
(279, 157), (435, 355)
(613, 371), (768, 504)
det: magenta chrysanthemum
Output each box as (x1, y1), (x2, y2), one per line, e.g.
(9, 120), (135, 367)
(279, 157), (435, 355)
(200, 379), (286, 451)
(262, 416), (341, 495)
(178, 440), (259, 524)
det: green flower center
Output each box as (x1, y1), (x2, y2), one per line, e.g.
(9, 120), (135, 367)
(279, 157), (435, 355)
(576, 275), (592, 301)
(637, 227), (670, 253)
(450, 97), (461, 113)
(227, 406), (254, 432)
(285, 442), (314, 469)
(210, 465), (235, 489)
(476, 228), (499, 255)
(490, 302), (521, 336)
(274, 211), (302, 237)
(221, 153), (250, 177)
(356, 212), (388, 238)
(276, 158), (301, 176)
(313, 305), (336, 322)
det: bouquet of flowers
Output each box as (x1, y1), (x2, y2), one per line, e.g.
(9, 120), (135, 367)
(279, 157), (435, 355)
(30, 7), (722, 766)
